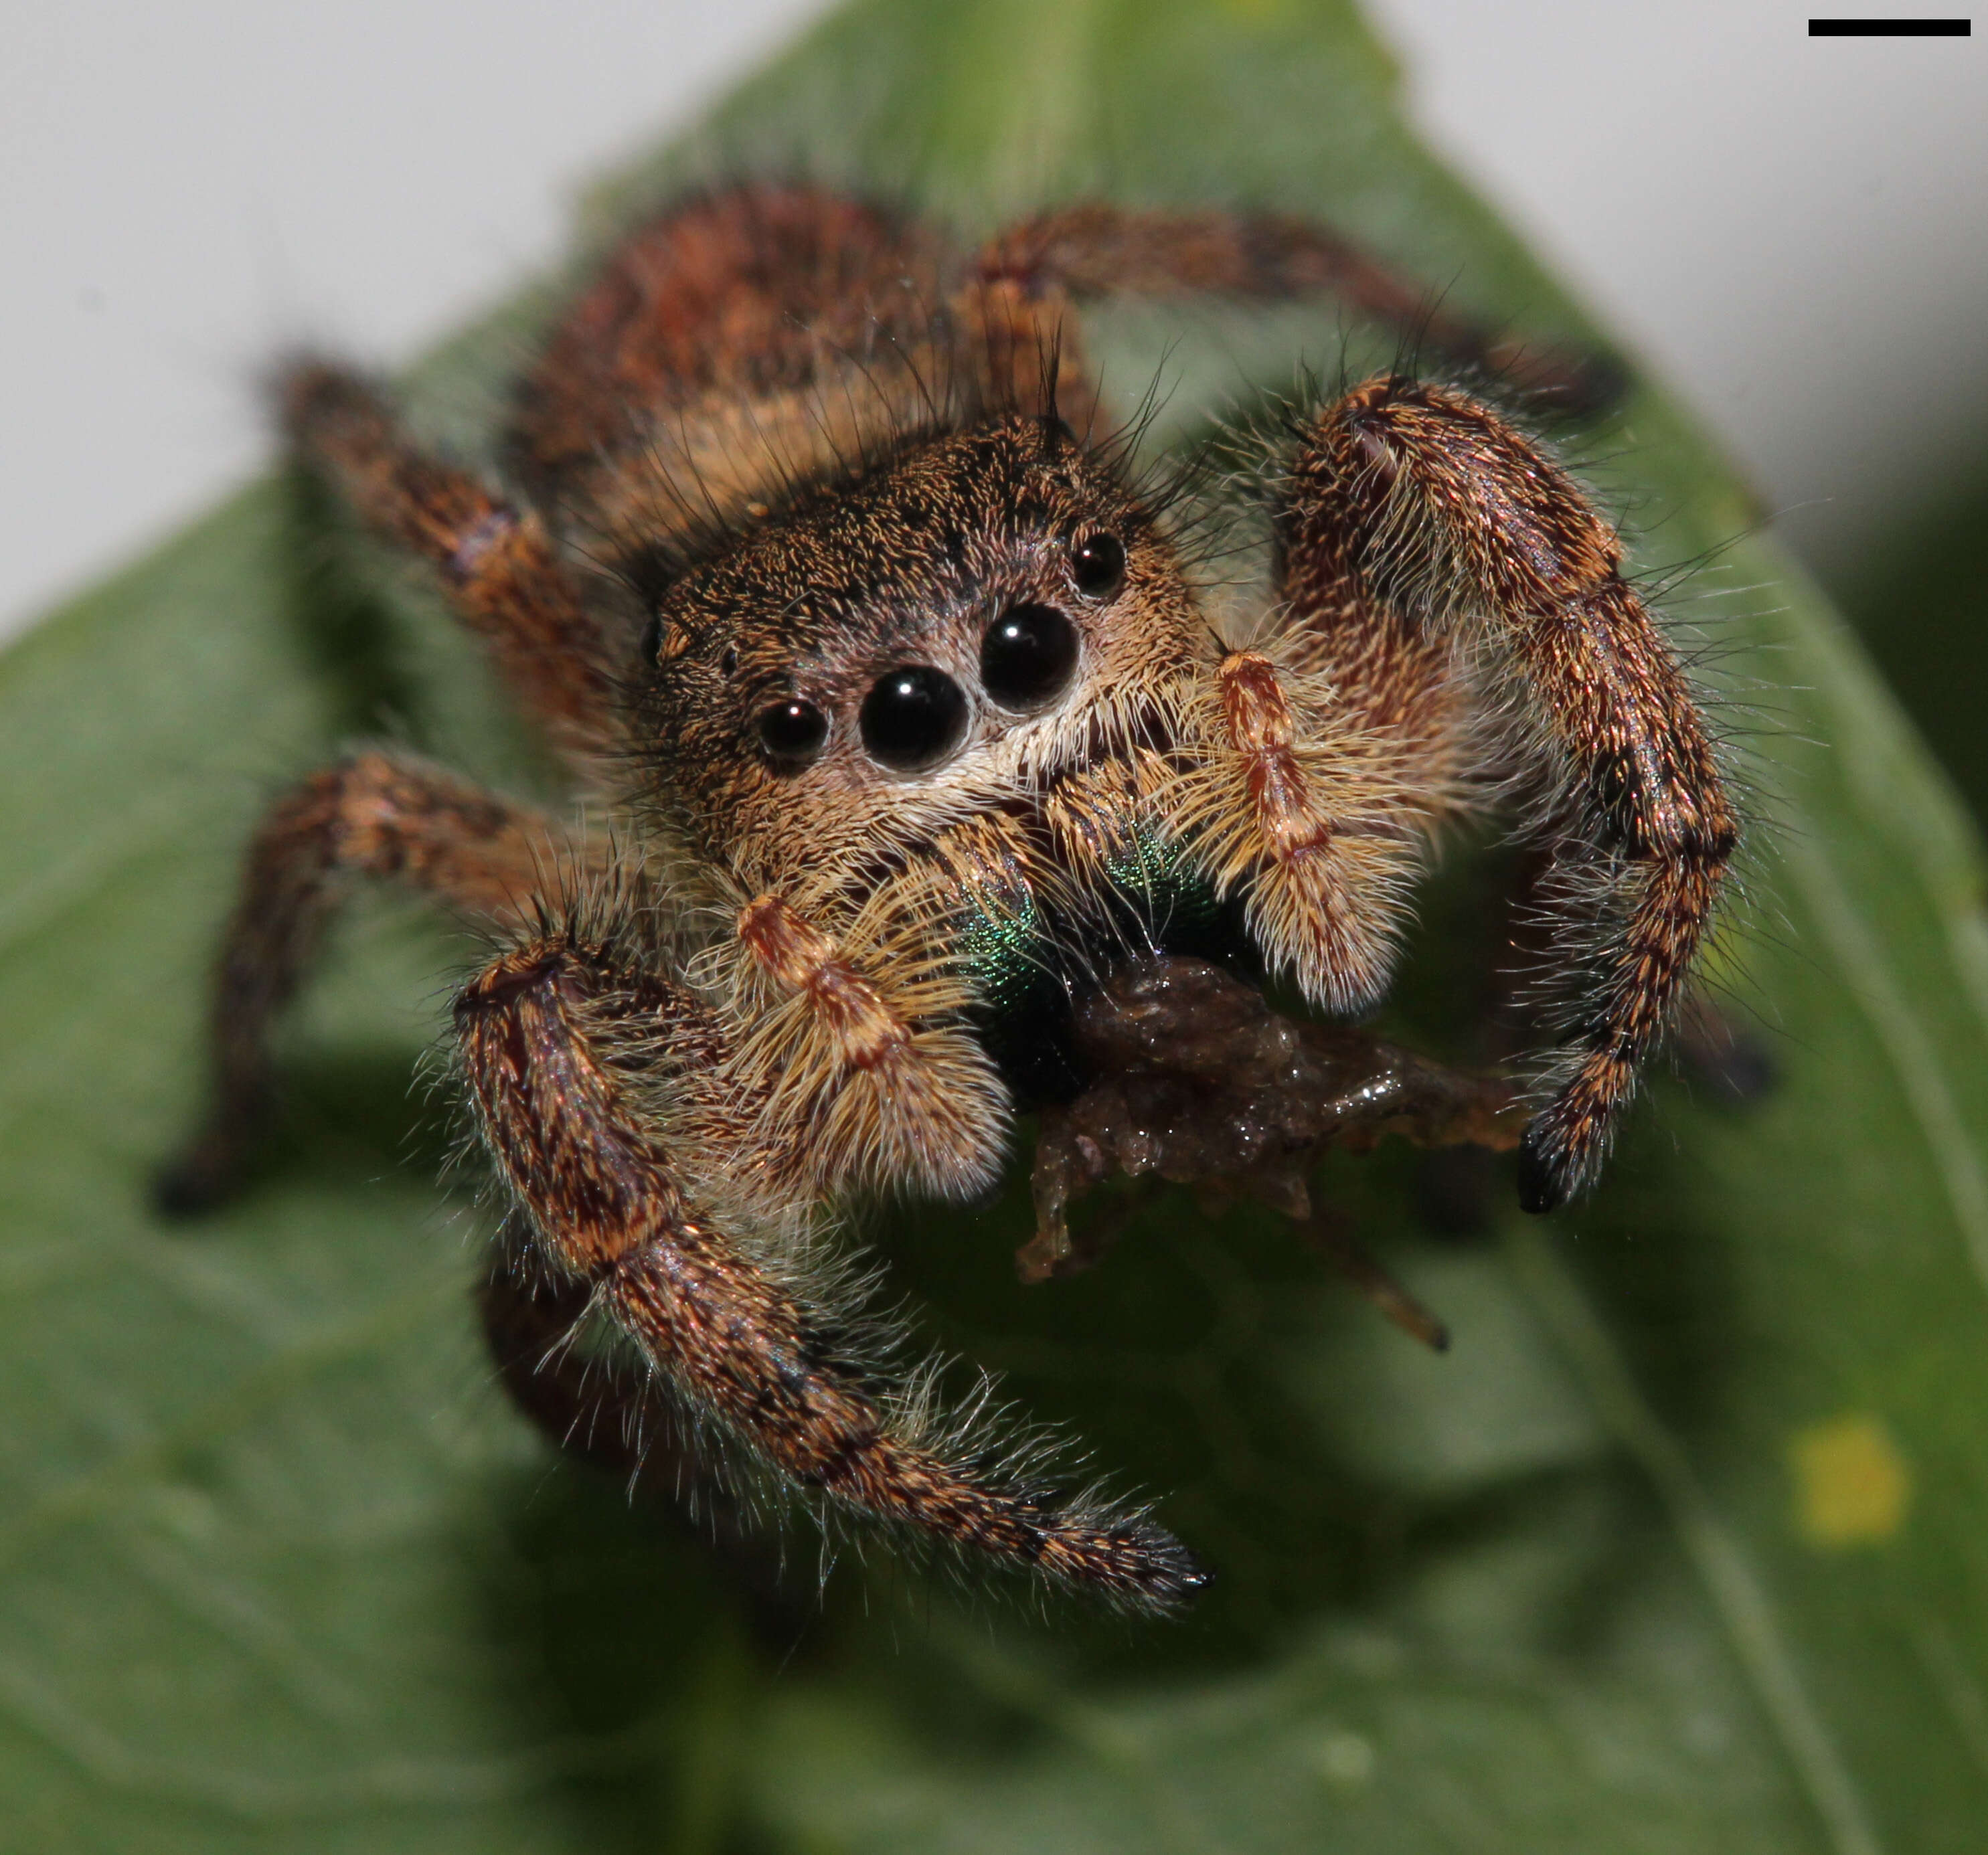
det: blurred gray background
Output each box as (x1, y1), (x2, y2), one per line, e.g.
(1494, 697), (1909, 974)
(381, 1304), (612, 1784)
(5, 2), (1984, 692)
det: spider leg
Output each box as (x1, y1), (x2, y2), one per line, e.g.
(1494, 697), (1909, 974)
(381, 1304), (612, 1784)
(968, 204), (1621, 412)
(283, 363), (618, 756)
(455, 921), (1206, 1611)
(157, 750), (592, 1212)
(1275, 373), (1736, 1211)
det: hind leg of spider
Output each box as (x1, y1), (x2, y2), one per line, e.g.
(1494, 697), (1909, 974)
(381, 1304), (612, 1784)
(282, 362), (617, 756)
(1271, 373), (1736, 1210)
(967, 204), (1623, 413)
(454, 919), (1207, 1612)
(156, 750), (592, 1214)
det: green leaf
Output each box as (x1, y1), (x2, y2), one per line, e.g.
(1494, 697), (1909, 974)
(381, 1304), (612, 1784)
(5, 1), (1987, 1849)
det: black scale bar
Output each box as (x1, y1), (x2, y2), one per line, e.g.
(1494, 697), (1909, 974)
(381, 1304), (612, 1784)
(1809, 17), (1971, 32)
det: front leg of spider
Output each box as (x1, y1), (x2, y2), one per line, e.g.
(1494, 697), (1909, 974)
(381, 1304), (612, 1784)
(453, 909), (1207, 1612)
(1276, 377), (1737, 1209)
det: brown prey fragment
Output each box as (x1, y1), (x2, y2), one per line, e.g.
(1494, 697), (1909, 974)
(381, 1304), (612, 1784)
(1025, 957), (1519, 1350)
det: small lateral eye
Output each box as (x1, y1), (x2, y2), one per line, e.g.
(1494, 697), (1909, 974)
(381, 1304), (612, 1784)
(859, 665), (969, 772)
(756, 697), (828, 770)
(981, 602), (1080, 711)
(1070, 532), (1126, 599)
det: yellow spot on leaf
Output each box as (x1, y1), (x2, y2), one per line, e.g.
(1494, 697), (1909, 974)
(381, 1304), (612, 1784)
(1791, 1413), (1910, 1548)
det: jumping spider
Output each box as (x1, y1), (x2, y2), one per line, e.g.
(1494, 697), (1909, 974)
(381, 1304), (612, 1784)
(159, 186), (1734, 1611)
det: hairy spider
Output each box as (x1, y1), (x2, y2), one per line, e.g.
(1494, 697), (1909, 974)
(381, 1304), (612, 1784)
(159, 185), (1733, 1611)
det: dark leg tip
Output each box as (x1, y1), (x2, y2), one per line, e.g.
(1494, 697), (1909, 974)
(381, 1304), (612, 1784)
(1515, 1120), (1569, 1217)
(151, 1135), (247, 1221)
(1549, 349), (1633, 421)
(1483, 339), (1633, 422)
(1147, 1539), (1214, 1610)
(1109, 1520), (1212, 1614)
(273, 355), (380, 444)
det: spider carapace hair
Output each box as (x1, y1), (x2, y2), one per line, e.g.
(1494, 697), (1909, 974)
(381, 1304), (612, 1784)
(160, 185), (1734, 1611)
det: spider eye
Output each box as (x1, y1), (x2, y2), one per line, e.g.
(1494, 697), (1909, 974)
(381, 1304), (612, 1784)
(981, 602), (1079, 711)
(756, 698), (828, 770)
(1070, 533), (1126, 599)
(859, 665), (969, 772)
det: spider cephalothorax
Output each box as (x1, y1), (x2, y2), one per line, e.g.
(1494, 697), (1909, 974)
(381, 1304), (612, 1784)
(633, 412), (1204, 889)
(160, 184), (1733, 1611)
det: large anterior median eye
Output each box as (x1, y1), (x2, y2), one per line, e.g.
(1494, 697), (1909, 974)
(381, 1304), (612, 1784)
(980, 602), (1079, 711)
(859, 665), (969, 772)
